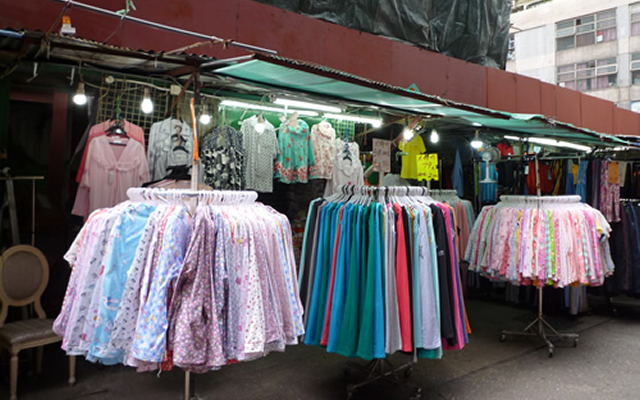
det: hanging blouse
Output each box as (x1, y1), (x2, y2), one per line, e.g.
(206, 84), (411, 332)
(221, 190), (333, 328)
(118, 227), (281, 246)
(75, 120), (146, 184)
(72, 136), (149, 219)
(310, 121), (337, 179)
(597, 160), (621, 223)
(148, 118), (194, 181)
(241, 116), (279, 193)
(324, 140), (364, 196)
(200, 126), (245, 190)
(274, 119), (317, 184)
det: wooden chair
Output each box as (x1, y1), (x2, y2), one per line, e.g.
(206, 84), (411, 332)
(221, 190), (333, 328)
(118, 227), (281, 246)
(0, 245), (76, 400)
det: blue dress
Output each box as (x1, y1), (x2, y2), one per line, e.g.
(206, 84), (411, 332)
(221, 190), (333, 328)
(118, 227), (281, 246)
(87, 203), (155, 364)
(327, 203), (353, 353)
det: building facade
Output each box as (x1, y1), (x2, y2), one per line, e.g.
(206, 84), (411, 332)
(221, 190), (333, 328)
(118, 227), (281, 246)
(507, 0), (640, 111)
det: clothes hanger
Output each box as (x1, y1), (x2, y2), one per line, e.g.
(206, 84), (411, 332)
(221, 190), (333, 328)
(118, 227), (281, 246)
(105, 94), (128, 141)
(342, 127), (352, 161)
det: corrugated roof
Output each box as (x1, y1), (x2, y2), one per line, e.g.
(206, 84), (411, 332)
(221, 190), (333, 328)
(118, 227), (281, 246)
(0, 29), (213, 76)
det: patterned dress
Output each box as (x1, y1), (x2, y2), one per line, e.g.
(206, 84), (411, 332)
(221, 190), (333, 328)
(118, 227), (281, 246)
(274, 120), (317, 184)
(201, 126), (244, 190)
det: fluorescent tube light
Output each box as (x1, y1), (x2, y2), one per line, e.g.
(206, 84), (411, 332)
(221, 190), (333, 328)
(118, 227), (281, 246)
(274, 98), (342, 113)
(323, 113), (383, 128)
(504, 135), (592, 153)
(220, 100), (319, 117)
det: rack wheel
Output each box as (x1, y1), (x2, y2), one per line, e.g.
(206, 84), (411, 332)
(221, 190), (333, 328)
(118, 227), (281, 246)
(410, 388), (422, 400)
(499, 334), (507, 342)
(346, 391), (354, 400)
(573, 338), (578, 347)
(548, 348), (554, 358)
(404, 367), (413, 378)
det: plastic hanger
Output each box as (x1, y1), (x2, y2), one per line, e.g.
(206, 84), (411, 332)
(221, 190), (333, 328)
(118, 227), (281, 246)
(342, 127), (352, 161)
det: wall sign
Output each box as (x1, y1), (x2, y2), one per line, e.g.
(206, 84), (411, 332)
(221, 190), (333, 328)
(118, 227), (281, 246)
(372, 138), (391, 173)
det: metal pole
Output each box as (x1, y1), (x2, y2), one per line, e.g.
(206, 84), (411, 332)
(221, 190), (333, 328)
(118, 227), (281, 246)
(49, 0), (278, 55)
(534, 153), (541, 197)
(538, 285), (544, 334)
(31, 179), (35, 246)
(535, 152), (543, 334)
(184, 371), (190, 400)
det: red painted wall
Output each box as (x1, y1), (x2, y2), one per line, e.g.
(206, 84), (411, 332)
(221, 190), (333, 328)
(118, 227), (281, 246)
(2, 0), (639, 135)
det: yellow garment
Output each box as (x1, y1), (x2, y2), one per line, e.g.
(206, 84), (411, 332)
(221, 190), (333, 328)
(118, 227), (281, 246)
(609, 161), (620, 184)
(572, 164), (578, 183)
(399, 136), (426, 180)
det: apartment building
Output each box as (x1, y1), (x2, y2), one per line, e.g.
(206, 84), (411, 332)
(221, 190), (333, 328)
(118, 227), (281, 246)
(507, 0), (640, 112)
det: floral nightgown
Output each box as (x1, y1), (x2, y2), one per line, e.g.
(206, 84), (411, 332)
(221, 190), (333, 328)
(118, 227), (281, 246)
(274, 120), (317, 184)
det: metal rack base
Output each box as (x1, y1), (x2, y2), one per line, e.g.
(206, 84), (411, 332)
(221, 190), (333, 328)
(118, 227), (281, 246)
(499, 287), (579, 358)
(344, 358), (421, 399)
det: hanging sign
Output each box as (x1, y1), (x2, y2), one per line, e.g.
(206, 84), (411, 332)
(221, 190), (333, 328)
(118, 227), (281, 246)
(372, 138), (391, 173)
(417, 153), (439, 181)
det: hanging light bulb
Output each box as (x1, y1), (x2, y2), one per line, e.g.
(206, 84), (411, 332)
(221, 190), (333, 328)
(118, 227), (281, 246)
(199, 104), (211, 124)
(402, 126), (414, 141)
(471, 129), (483, 149)
(73, 82), (87, 105)
(141, 88), (153, 114)
(430, 128), (439, 143)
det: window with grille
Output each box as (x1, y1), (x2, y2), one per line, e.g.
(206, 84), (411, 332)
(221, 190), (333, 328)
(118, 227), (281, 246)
(508, 34), (515, 61)
(557, 57), (617, 91)
(632, 53), (640, 85)
(556, 9), (617, 51)
(631, 3), (640, 36)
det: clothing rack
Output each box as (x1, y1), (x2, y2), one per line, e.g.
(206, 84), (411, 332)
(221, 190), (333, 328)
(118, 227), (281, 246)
(130, 186), (260, 400)
(70, 185), (297, 400)
(304, 184), (470, 398)
(496, 194), (581, 357)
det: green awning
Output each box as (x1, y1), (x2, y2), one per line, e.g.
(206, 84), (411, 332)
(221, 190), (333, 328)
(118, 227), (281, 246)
(215, 54), (631, 147)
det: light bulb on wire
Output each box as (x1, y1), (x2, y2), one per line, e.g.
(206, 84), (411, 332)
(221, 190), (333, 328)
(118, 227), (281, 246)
(73, 82), (87, 105)
(430, 129), (439, 144)
(199, 104), (211, 124)
(471, 130), (483, 149)
(141, 88), (154, 114)
(402, 126), (414, 141)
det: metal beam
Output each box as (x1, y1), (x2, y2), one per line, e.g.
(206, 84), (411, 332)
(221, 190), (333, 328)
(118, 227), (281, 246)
(49, 0), (277, 55)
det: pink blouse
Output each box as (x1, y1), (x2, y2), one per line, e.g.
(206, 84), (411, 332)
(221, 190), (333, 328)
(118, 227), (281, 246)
(76, 120), (146, 183)
(72, 136), (149, 219)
